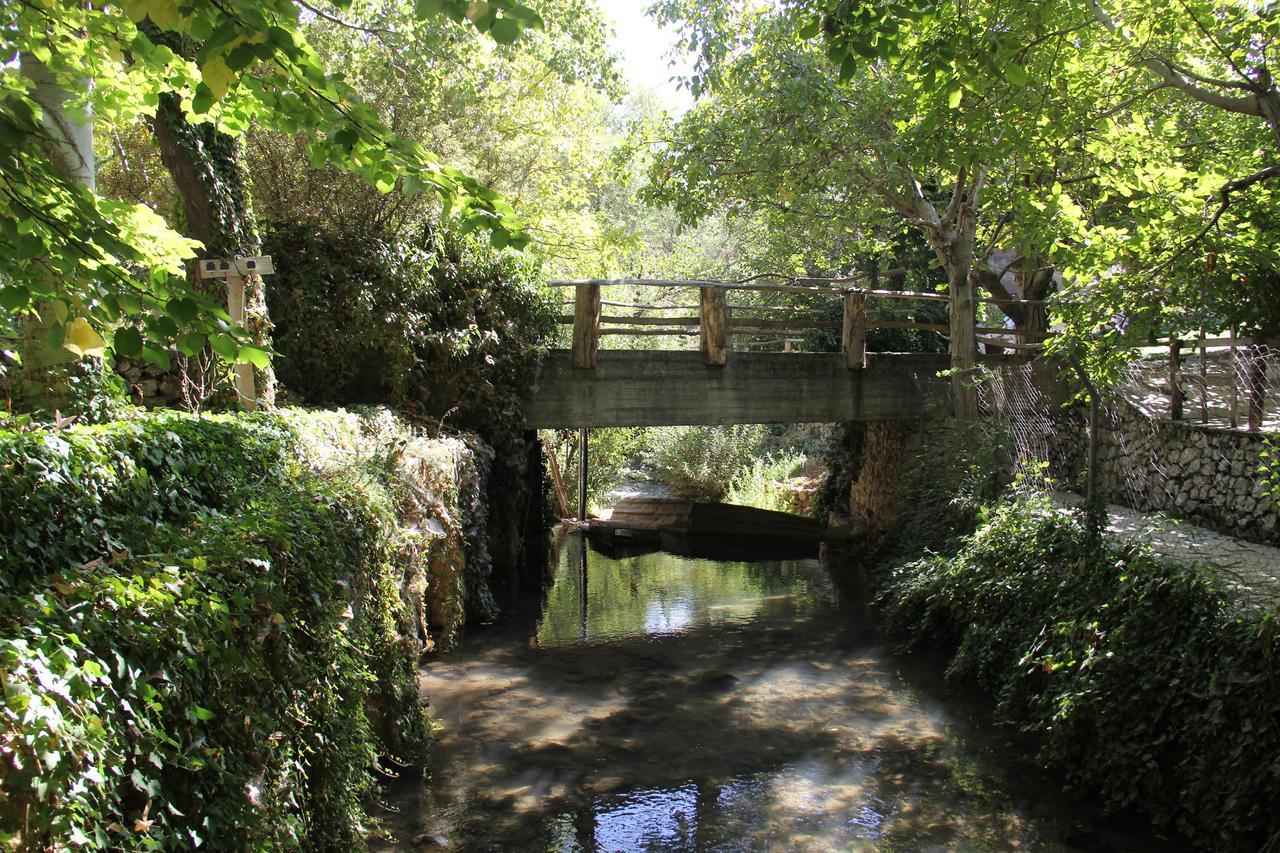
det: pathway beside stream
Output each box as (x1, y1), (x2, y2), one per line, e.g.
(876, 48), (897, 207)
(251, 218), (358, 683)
(1053, 491), (1280, 608)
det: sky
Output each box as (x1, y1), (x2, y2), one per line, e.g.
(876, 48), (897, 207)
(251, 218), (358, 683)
(594, 0), (693, 112)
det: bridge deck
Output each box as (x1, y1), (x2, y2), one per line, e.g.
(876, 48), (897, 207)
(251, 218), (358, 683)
(526, 350), (1054, 428)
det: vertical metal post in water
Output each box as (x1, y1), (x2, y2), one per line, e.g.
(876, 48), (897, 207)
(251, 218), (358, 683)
(578, 533), (589, 643)
(577, 427), (589, 522)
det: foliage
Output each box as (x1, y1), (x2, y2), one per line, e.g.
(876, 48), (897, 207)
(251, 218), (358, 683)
(545, 427), (647, 516)
(648, 0), (1280, 384)
(1, 0), (542, 367)
(878, 493), (1280, 851)
(0, 409), (449, 848)
(263, 223), (555, 449)
(724, 451), (810, 514)
(242, 0), (623, 277)
(643, 424), (770, 501)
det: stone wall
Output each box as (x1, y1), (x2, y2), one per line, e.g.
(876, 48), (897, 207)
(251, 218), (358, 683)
(115, 355), (186, 408)
(1093, 406), (1278, 545)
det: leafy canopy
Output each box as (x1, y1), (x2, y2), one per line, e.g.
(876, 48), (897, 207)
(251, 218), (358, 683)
(0, 0), (541, 368)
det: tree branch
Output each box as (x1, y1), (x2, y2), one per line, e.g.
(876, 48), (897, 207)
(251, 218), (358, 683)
(1151, 164), (1280, 275)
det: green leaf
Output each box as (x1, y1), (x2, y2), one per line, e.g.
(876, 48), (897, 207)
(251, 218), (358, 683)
(114, 326), (143, 358)
(490, 17), (519, 45)
(948, 88), (963, 109)
(141, 344), (171, 372)
(0, 285), (30, 312)
(238, 345), (271, 369)
(176, 332), (208, 357)
(209, 333), (239, 361)
(1005, 63), (1028, 86)
(167, 297), (199, 326)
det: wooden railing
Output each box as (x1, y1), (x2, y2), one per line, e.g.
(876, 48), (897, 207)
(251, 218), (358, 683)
(549, 278), (1052, 370)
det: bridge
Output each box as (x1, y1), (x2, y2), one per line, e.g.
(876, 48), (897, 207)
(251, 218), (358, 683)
(525, 278), (1058, 429)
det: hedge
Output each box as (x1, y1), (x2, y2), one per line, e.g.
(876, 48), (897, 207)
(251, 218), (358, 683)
(0, 408), (473, 848)
(878, 494), (1280, 851)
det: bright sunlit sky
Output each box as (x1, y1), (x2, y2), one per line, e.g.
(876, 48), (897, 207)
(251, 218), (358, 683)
(594, 0), (694, 112)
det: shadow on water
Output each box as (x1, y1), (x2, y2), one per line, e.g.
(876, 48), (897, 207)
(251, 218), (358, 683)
(373, 534), (1174, 852)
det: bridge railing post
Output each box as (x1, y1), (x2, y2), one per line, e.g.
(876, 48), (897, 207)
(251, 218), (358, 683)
(842, 290), (866, 369)
(572, 282), (601, 369)
(700, 285), (730, 366)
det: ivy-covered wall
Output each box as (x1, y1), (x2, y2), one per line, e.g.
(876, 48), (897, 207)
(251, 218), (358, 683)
(0, 407), (486, 848)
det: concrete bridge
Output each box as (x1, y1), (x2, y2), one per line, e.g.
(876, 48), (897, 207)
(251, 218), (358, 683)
(524, 279), (1057, 429)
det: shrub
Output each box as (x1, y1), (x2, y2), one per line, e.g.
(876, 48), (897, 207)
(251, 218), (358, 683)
(878, 493), (1280, 851)
(0, 409), (455, 848)
(263, 223), (554, 451)
(643, 424), (769, 501)
(725, 452), (810, 513)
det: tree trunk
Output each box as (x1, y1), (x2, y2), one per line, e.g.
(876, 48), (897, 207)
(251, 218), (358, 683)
(15, 56), (98, 416)
(153, 93), (276, 407)
(942, 209), (979, 419)
(970, 255), (1052, 345)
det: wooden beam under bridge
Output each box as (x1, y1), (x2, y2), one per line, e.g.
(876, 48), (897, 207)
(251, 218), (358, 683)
(525, 351), (1064, 428)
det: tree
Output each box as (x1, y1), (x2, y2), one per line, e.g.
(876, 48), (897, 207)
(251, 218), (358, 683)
(1, 0), (542, 395)
(646, 1), (1119, 414)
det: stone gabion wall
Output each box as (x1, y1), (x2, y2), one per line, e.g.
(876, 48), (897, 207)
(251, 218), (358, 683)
(115, 355), (185, 407)
(1094, 406), (1278, 545)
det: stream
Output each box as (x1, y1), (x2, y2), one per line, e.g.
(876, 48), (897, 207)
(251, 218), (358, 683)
(376, 536), (1163, 851)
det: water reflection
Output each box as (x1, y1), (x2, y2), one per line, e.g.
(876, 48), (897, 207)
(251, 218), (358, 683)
(536, 537), (822, 647)
(375, 536), (1160, 852)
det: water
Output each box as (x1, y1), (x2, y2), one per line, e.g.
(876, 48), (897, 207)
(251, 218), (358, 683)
(376, 536), (1162, 851)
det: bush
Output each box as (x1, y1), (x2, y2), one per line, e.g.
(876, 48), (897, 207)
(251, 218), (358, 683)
(725, 452), (809, 513)
(0, 409), (458, 848)
(643, 424), (769, 501)
(263, 223), (554, 451)
(878, 493), (1280, 851)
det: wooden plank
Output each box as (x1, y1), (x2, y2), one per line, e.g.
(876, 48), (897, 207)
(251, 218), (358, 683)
(526, 350), (1062, 428)
(842, 291), (866, 369)
(601, 314), (701, 325)
(974, 335), (1044, 351)
(700, 285), (731, 366)
(728, 318), (842, 331)
(727, 305), (827, 315)
(1169, 339), (1184, 420)
(224, 274), (257, 410)
(600, 328), (698, 336)
(571, 282), (601, 369)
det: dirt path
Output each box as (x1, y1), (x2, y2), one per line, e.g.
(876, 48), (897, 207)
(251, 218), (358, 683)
(1053, 492), (1280, 609)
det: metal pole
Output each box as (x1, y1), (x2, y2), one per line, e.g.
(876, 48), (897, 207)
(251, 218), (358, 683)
(577, 427), (589, 522)
(578, 533), (589, 642)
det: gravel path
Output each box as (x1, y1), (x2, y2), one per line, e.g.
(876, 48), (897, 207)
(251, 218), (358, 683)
(1053, 491), (1280, 609)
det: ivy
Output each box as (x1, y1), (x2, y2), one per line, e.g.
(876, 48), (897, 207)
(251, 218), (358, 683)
(0, 410), (442, 848)
(878, 494), (1280, 851)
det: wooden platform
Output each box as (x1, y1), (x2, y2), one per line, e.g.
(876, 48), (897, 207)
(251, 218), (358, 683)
(587, 498), (828, 561)
(598, 497), (825, 539)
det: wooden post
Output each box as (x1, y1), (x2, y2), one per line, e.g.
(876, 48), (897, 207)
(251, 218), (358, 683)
(577, 427), (589, 521)
(546, 434), (572, 519)
(223, 275), (257, 410)
(1248, 337), (1267, 430)
(199, 256), (273, 410)
(1169, 339), (1183, 421)
(571, 282), (601, 369)
(841, 290), (867, 369)
(1229, 327), (1239, 428)
(700, 285), (731, 366)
